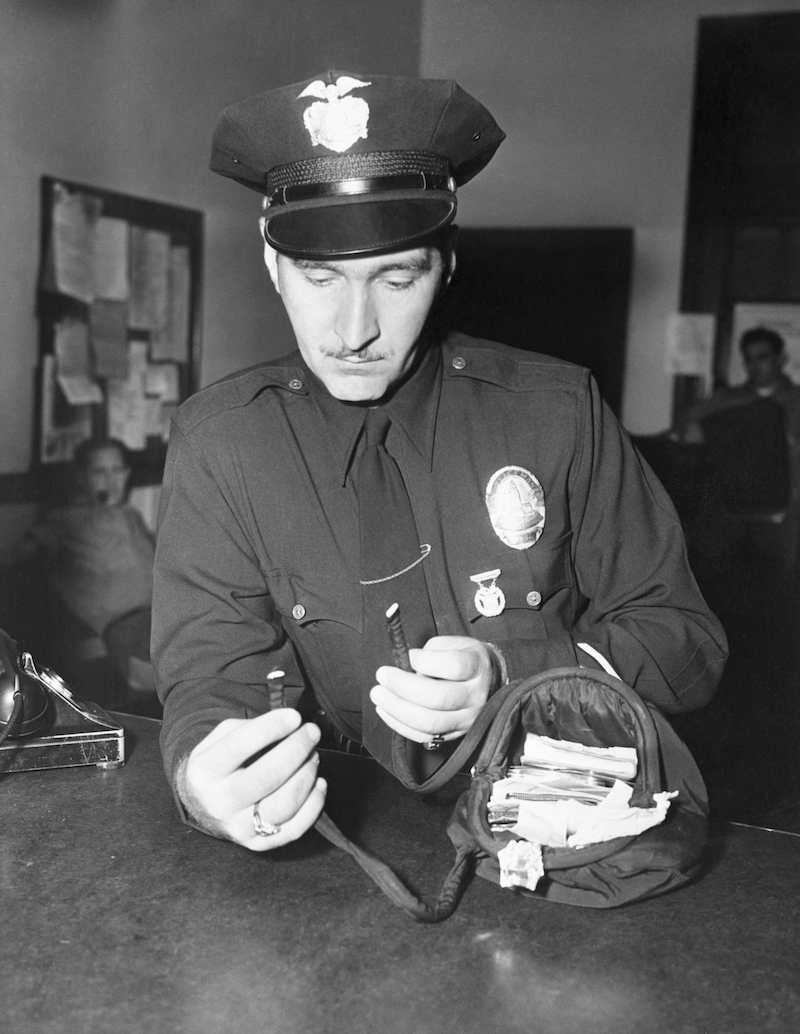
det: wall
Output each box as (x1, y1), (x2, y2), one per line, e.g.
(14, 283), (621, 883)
(4, 0), (800, 553)
(0, 0), (421, 554)
(420, 0), (800, 434)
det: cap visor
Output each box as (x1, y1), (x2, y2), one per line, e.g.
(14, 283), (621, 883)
(265, 196), (456, 258)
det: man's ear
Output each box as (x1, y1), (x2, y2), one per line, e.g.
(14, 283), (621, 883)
(259, 217), (281, 294)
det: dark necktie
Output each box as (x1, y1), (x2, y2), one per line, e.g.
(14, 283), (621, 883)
(357, 408), (436, 752)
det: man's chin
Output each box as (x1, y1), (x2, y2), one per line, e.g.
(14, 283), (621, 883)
(324, 376), (390, 403)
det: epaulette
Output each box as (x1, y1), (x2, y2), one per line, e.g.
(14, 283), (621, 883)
(173, 352), (308, 434)
(441, 333), (589, 394)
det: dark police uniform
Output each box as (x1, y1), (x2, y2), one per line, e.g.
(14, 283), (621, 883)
(154, 331), (728, 787)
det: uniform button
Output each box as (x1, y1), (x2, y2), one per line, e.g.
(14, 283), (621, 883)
(288, 378), (304, 391)
(292, 604), (306, 620)
(452, 356), (466, 370)
(526, 591), (542, 607)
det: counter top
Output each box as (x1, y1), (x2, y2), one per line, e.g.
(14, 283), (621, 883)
(2, 713), (798, 1034)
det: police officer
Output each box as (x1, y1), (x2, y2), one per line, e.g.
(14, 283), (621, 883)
(153, 71), (727, 850)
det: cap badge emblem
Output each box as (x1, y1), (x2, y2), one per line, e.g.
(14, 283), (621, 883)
(470, 569), (506, 617)
(485, 466), (545, 550)
(298, 76), (372, 153)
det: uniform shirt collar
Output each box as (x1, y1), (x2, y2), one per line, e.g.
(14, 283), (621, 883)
(302, 341), (442, 485)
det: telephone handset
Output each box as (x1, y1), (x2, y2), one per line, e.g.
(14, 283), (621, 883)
(0, 628), (49, 743)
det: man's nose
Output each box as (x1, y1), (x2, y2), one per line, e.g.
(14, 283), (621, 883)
(334, 285), (379, 352)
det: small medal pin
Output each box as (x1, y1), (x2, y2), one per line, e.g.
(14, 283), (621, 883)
(470, 569), (506, 617)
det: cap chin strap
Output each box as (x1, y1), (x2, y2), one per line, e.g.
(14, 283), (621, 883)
(267, 171), (456, 208)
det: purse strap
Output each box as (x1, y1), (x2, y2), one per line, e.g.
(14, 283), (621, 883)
(312, 811), (473, 922)
(307, 679), (523, 922)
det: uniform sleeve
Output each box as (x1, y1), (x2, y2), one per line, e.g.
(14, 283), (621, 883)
(495, 376), (728, 715)
(152, 423), (299, 791)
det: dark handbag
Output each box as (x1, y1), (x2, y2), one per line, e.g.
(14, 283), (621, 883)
(315, 667), (709, 921)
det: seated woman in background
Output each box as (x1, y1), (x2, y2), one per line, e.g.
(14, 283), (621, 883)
(25, 437), (160, 717)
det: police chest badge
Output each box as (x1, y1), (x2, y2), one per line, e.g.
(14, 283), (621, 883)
(470, 569), (505, 617)
(485, 466), (545, 550)
(299, 76), (372, 153)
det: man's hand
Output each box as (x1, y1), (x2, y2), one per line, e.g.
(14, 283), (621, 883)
(369, 636), (502, 744)
(178, 710), (326, 851)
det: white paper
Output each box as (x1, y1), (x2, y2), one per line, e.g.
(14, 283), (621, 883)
(107, 379), (149, 450)
(152, 245), (191, 361)
(129, 227), (170, 331)
(54, 318), (91, 377)
(145, 363), (180, 402)
(57, 374), (103, 405)
(92, 216), (129, 301)
(521, 733), (638, 781)
(51, 184), (102, 303)
(665, 313), (716, 379)
(128, 339), (150, 378)
(40, 355), (92, 464)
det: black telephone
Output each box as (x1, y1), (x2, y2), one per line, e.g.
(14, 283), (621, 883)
(0, 625), (125, 771)
(0, 628), (49, 743)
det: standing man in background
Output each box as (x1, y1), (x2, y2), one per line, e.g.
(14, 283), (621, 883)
(152, 71), (727, 850)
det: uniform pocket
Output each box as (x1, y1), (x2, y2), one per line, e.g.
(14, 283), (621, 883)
(265, 567), (361, 633)
(465, 532), (574, 639)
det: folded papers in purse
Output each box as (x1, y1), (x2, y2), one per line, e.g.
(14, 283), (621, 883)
(492, 734), (677, 891)
(521, 732), (638, 781)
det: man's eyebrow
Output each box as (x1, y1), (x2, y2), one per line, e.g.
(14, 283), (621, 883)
(290, 258), (343, 272)
(290, 254), (436, 275)
(372, 254), (435, 274)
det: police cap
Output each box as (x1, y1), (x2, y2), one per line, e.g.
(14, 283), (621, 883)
(209, 71), (505, 258)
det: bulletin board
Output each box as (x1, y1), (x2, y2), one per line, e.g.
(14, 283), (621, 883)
(34, 176), (203, 479)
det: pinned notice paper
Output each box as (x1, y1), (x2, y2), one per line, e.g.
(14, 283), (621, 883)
(152, 245), (191, 361)
(92, 216), (129, 301)
(50, 184), (102, 303)
(54, 318), (91, 377)
(58, 375), (103, 406)
(129, 227), (170, 331)
(54, 318), (103, 405)
(665, 313), (715, 380)
(40, 355), (93, 464)
(145, 363), (180, 402)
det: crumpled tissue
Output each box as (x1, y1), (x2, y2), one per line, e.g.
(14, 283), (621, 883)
(512, 780), (678, 849)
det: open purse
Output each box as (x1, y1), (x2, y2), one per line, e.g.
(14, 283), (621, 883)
(315, 667), (709, 921)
